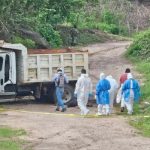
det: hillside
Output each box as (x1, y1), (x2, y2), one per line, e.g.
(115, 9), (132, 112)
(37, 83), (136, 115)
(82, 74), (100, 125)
(0, 0), (149, 48)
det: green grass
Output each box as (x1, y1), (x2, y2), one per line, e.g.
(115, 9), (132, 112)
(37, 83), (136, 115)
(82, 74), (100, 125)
(132, 59), (150, 106)
(126, 55), (150, 137)
(130, 117), (150, 137)
(0, 140), (21, 150)
(0, 127), (26, 150)
(0, 127), (26, 138)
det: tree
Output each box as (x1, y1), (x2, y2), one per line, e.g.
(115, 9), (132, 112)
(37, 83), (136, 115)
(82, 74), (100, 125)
(0, 0), (87, 48)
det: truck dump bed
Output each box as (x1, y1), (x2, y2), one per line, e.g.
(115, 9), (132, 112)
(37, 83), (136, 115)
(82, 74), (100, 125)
(27, 48), (88, 82)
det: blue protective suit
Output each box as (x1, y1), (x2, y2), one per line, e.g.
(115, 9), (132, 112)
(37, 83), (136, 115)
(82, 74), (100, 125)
(96, 79), (111, 105)
(122, 79), (140, 103)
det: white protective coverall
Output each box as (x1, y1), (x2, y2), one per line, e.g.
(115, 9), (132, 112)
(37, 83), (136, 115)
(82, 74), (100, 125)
(106, 75), (118, 113)
(74, 74), (92, 115)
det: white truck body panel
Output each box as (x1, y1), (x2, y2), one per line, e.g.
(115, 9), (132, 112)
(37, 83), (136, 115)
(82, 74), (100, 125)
(0, 42), (89, 84)
(27, 53), (88, 82)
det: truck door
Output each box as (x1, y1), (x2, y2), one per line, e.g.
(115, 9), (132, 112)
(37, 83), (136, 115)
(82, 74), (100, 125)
(0, 54), (6, 92)
(0, 52), (16, 93)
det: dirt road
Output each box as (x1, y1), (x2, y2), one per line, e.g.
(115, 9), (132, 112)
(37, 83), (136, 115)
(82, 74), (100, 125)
(0, 41), (150, 150)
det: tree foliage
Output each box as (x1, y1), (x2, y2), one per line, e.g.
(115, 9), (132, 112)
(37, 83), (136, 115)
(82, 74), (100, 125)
(0, 0), (149, 48)
(0, 0), (87, 47)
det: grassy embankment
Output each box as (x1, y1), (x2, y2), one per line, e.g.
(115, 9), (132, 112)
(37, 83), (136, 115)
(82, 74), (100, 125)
(0, 126), (26, 150)
(0, 106), (27, 150)
(126, 29), (150, 137)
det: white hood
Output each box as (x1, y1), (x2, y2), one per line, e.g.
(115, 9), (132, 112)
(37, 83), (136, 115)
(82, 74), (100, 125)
(100, 73), (105, 80)
(127, 73), (133, 79)
(81, 74), (88, 78)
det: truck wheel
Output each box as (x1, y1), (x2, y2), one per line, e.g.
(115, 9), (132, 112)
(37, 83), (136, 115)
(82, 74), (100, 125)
(53, 84), (77, 107)
(63, 84), (77, 107)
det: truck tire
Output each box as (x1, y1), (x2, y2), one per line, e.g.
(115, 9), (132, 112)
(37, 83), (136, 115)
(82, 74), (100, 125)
(53, 84), (77, 107)
(63, 84), (77, 107)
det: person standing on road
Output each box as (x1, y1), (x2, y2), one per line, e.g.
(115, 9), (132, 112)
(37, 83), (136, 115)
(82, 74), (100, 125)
(70, 25), (79, 46)
(96, 73), (111, 115)
(106, 75), (118, 113)
(122, 73), (140, 115)
(74, 69), (93, 115)
(118, 68), (131, 112)
(52, 68), (68, 112)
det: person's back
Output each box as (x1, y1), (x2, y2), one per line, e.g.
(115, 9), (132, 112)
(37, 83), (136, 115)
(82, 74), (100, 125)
(119, 68), (131, 112)
(119, 68), (131, 86)
(96, 78), (110, 92)
(122, 76), (140, 102)
(74, 69), (92, 115)
(106, 75), (118, 113)
(106, 75), (117, 89)
(96, 73), (111, 115)
(122, 73), (140, 114)
(77, 74), (92, 95)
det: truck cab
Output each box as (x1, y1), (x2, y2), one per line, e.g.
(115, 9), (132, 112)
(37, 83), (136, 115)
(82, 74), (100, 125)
(0, 51), (16, 96)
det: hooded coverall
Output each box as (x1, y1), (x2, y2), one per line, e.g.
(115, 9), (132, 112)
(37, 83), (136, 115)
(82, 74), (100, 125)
(122, 73), (140, 114)
(96, 73), (111, 115)
(74, 74), (92, 115)
(119, 73), (128, 108)
(106, 75), (118, 113)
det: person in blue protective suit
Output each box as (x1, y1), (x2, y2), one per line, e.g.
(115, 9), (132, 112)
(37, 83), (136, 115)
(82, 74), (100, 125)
(52, 68), (68, 112)
(96, 73), (111, 115)
(74, 69), (93, 115)
(122, 73), (140, 115)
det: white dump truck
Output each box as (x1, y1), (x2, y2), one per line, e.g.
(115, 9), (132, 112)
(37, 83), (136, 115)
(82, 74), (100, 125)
(0, 41), (89, 105)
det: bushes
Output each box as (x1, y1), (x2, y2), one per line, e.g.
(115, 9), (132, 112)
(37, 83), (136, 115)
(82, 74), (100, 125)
(127, 29), (150, 107)
(38, 24), (62, 48)
(77, 9), (127, 36)
(12, 36), (36, 48)
(127, 29), (150, 136)
(98, 23), (119, 34)
(127, 29), (150, 59)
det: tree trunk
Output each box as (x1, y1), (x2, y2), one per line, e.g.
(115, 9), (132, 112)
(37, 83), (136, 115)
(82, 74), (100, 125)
(16, 28), (51, 49)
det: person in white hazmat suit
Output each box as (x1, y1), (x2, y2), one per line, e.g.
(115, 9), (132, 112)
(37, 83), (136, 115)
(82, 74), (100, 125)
(106, 75), (118, 113)
(74, 69), (93, 115)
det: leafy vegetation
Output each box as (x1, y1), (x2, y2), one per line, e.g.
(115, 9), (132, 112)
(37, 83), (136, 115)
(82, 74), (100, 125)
(0, 0), (149, 48)
(127, 29), (150, 137)
(127, 29), (150, 59)
(0, 0), (87, 48)
(12, 36), (36, 48)
(0, 127), (26, 150)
